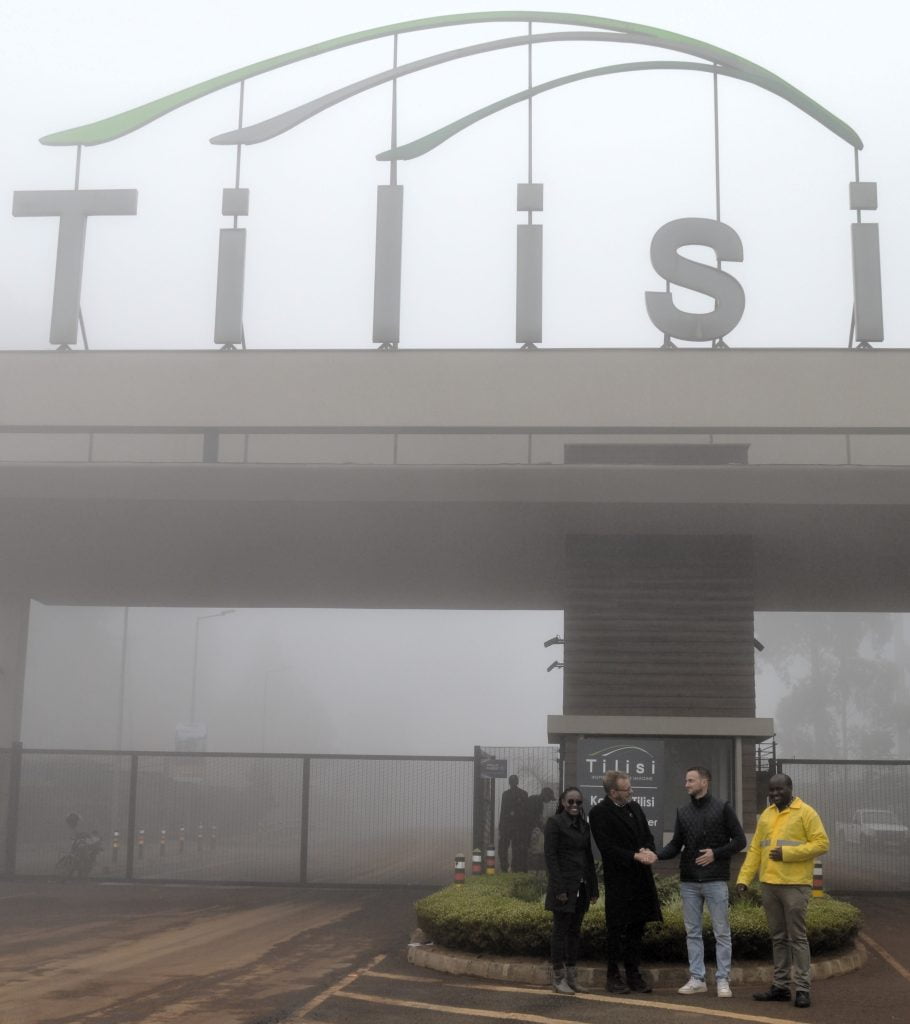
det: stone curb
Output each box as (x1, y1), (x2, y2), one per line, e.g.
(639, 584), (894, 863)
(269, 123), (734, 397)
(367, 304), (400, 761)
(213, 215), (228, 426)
(407, 941), (866, 989)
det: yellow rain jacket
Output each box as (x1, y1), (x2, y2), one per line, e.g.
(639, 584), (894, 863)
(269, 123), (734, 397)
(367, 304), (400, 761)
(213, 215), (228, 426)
(737, 797), (829, 887)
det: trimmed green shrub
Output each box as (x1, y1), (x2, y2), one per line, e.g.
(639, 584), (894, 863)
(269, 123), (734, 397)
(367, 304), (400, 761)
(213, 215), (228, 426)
(415, 875), (862, 962)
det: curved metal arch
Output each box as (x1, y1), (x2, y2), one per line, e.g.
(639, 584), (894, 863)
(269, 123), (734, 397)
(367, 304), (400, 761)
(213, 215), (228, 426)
(212, 31), (623, 146)
(376, 59), (861, 162)
(38, 11), (862, 150)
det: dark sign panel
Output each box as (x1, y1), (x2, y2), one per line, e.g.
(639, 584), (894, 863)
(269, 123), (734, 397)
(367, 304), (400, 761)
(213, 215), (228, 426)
(478, 755), (508, 779)
(577, 737), (665, 840)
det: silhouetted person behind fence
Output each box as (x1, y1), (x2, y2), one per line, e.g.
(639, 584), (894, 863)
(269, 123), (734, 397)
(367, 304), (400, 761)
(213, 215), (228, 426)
(498, 774), (529, 872)
(527, 786), (558, 870)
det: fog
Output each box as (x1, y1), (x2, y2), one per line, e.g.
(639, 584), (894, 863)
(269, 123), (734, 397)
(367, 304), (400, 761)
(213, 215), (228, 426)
(22, 605), (910, 760)
(21, 605), (565, 754)
(8, 5), (910, 761)
(3, 1), (910, 349)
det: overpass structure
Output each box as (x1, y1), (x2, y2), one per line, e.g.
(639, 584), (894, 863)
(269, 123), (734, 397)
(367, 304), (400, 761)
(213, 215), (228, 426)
(2, 347), (909, 806)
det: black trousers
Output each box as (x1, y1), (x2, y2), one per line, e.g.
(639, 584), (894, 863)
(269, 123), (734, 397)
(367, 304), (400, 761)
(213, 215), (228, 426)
(605, 917), (646, 974)
(498, 825), (528, 873)
(550, 886), (591, 967)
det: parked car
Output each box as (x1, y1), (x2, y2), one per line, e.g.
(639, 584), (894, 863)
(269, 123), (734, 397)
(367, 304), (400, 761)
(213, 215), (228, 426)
(836, 808), (909, 846)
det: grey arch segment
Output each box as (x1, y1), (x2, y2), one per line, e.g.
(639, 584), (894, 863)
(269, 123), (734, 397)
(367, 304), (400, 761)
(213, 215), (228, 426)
(376, 60), (860, 163)
(39, 12), (862, 150)
(213, 32), (624, 145)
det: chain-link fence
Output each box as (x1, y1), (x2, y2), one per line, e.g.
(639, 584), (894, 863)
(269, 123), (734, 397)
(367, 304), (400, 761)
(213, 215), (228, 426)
(775, 758), (910, 892)
(3, 747), (474, 886)
(472, 745), (561, 872)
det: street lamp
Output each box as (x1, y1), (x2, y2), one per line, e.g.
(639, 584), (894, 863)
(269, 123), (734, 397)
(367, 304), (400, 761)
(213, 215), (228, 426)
(190, 609), (235, 724)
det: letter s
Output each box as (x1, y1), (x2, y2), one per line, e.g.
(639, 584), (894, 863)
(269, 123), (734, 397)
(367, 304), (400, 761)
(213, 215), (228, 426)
(645, 217), (745, 342)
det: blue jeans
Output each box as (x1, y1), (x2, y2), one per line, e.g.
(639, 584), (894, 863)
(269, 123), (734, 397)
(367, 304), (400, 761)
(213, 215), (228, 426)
(680, 880), (732, 981)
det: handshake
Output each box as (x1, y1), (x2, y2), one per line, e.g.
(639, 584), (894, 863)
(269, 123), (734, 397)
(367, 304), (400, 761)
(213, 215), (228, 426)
(633, 848), (657, 865)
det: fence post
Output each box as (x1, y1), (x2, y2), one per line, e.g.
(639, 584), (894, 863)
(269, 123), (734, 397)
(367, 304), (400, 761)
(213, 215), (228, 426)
(3, 741), (23, 878)
(125, 754), (138, 881)
(472, 747), (485, 854)
(299, 756), (310, 884)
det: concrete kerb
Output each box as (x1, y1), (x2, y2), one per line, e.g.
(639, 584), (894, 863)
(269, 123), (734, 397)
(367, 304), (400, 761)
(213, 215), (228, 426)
(407, 941), (867, 989)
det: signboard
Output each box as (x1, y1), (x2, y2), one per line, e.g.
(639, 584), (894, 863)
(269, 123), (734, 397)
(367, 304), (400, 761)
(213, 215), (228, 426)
(175, 722), (207, 753)
(10, 12), (883, 352)
(478, 754), (508, 779)
(577, 737), (665, 840)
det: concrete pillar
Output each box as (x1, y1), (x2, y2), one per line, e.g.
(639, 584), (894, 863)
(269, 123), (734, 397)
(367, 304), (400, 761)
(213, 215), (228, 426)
(563, 535), (758, 815)
(0, 595), (30, 749)
(0, 594), (29, 872)
(564, 535), (755, 717)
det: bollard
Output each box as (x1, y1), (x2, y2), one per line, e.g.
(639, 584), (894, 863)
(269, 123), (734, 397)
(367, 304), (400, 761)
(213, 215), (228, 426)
(471, 848), (483, 876)
(112, 830), (120, 865)
(179, 826), (185, 854)
(209, 824), (217, 851)
(485, 846), (496, 875)
(454, 854), (466, 885)
(159, 828), (167, 856)
(197, 823), (204, 853)
(812, 859), (825, 897)
(138, 828), (145, 860)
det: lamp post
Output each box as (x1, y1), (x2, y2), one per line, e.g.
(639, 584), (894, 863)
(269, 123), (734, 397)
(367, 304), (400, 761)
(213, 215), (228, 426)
(190, 609), (235, 724)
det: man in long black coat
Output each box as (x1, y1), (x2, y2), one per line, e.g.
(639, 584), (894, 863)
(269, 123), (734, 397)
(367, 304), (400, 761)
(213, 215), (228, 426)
(588, 770), (663, 993)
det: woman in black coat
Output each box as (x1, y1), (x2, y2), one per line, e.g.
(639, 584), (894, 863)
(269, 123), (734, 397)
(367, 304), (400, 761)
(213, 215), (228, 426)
(544, 787), (599, 994)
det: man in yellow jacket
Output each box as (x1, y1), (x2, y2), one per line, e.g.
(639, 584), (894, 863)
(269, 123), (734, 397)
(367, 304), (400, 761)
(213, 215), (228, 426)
(736, 773), (829, 1009)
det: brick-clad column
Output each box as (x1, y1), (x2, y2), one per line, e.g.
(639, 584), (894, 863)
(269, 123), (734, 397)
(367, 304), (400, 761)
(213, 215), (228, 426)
(564, 535), (756, 717)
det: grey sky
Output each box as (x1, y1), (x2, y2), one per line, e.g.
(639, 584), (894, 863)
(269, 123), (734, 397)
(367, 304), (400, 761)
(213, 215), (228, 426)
(3, 1), (907, 350)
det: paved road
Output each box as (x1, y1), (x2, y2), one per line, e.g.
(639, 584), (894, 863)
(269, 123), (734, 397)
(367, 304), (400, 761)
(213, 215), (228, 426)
(0, 881), (906, 1024)
(0, 879), (431, 1024)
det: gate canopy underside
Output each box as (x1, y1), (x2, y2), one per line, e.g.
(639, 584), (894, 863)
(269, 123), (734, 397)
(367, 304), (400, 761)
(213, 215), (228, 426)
(2, 348), (910, 611)
(2, 474), (910, 610)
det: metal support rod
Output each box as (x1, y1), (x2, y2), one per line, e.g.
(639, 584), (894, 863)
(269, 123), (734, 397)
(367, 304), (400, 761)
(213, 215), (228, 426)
(713, 67), (721, 222)
(527, 22), (533, 224)
(390, 35), (398, 187)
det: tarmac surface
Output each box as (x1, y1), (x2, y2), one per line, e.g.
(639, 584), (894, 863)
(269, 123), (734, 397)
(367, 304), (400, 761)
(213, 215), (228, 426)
(0, 880), (906, 1024)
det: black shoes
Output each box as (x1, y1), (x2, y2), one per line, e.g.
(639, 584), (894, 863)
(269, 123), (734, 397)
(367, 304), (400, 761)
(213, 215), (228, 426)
(606, 973), (630, 994)
(794, 991), (811, 1008)
(626, 972), (653, 993)
(753, 986), (791, 1002)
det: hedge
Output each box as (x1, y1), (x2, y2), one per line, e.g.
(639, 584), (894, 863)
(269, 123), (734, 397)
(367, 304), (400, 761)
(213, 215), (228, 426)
(414, 874), (862, 961)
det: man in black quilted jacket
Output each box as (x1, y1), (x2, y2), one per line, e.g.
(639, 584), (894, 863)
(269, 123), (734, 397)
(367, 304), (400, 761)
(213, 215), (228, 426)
(656, 766), (746, 998)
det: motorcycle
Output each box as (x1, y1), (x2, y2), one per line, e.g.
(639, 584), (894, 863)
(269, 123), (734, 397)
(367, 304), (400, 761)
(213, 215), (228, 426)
(55, 830), (103, 880)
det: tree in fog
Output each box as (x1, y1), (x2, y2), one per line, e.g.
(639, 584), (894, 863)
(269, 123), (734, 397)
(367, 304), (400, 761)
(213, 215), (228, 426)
(758, 614), (908, 758)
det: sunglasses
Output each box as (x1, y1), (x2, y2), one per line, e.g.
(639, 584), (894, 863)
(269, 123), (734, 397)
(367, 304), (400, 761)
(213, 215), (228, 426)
(565, 798), (584, 806)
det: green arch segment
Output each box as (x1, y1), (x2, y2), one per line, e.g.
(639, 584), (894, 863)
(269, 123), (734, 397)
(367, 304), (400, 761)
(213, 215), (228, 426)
(377, 60), (856, 161)
(39, 11), (862, 150)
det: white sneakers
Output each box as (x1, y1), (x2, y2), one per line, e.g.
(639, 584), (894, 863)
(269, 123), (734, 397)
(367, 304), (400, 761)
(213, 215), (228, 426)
(678, 978), (708, 994)
(677, 977), (732, 998)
